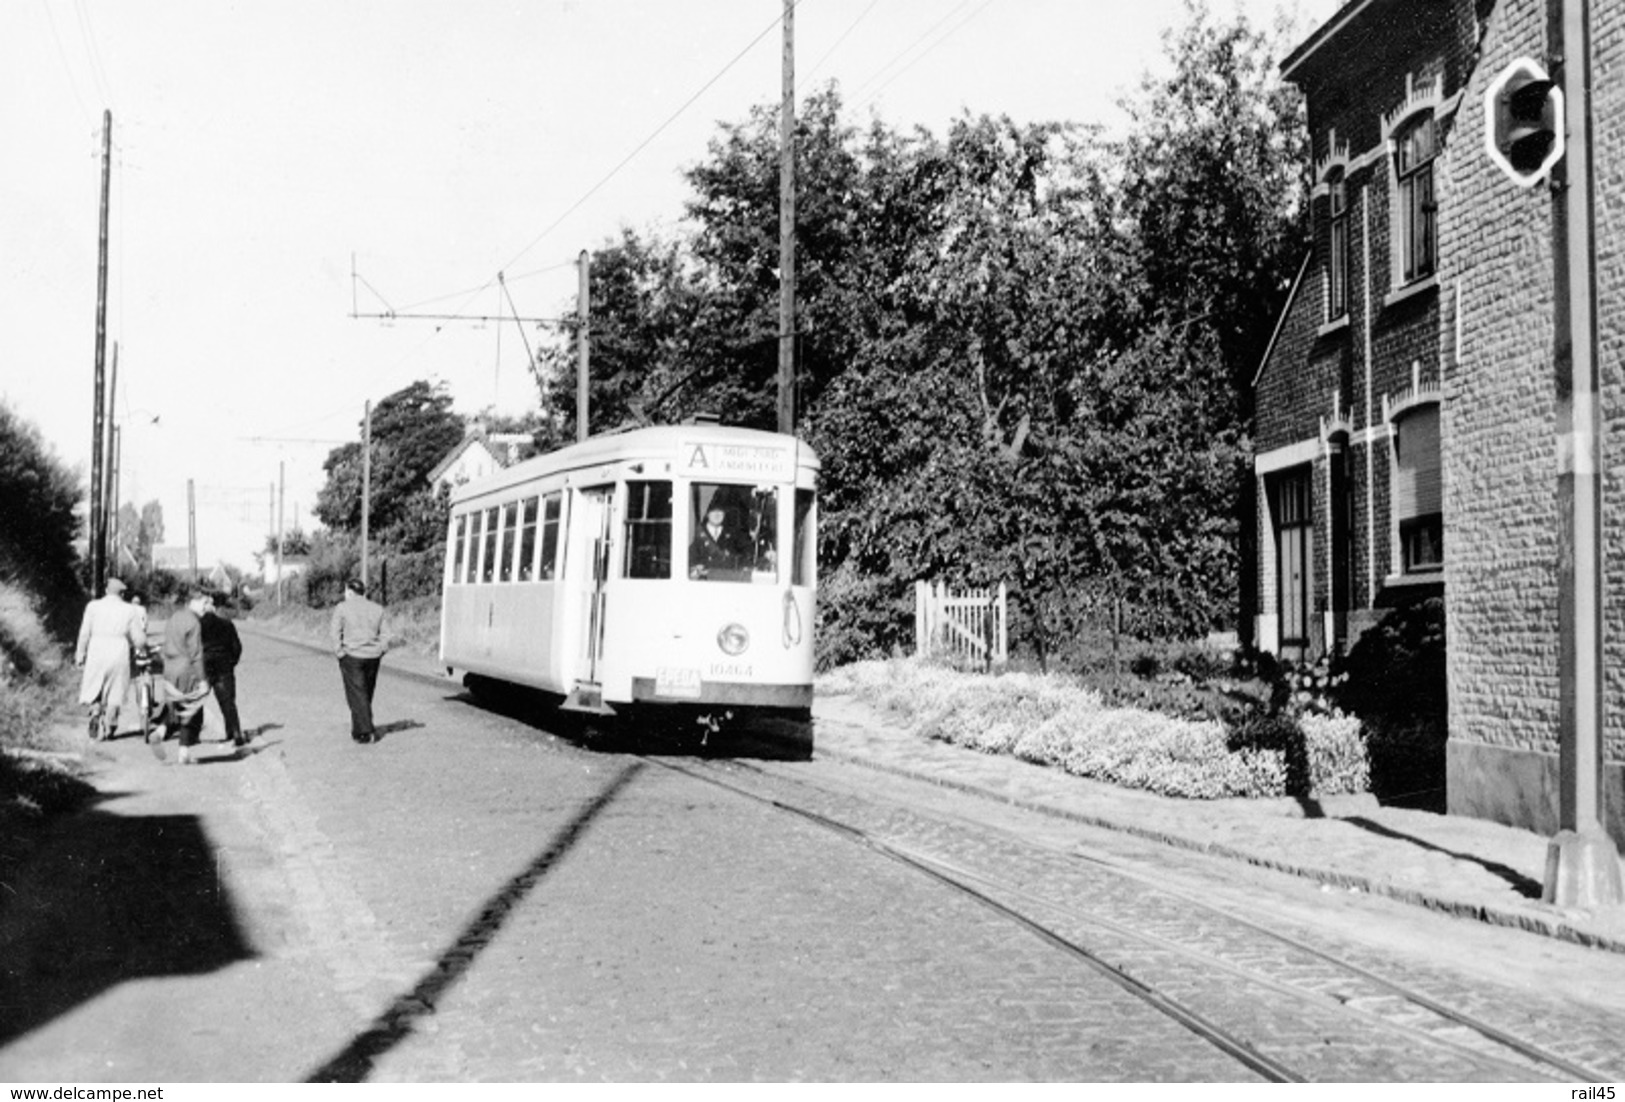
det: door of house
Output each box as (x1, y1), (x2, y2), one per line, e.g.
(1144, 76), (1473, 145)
(1275, 468), (1313, 656)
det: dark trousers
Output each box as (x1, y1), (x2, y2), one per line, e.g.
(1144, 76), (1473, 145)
(338, 655), (381, 738)
(212, 669), (243, 742)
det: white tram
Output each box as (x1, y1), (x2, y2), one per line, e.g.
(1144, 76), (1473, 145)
(439, 422), (818, 727)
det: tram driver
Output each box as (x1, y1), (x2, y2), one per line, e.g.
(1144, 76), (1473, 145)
(689, 505), (752, 580)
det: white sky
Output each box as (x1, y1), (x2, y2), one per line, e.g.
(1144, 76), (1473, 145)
(1, 0), (1341, 572)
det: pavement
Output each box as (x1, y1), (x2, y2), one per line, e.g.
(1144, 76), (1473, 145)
(336, 638), (1625, 956)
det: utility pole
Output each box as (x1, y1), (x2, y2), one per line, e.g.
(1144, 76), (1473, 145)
(109, 425), (121, 569)
(187, 479), (197, 580)
(102, 342), (118, 576)
(777, 0), (796, 435)
(577, 250), (590, 442)
(361, 401), (372, 588)
(89, 109), (112, 593)
(276, 463), (285, 608)
(1545, 0), (1622, 908)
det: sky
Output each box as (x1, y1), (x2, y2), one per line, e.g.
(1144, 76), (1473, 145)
(1, 0), (1343, 574)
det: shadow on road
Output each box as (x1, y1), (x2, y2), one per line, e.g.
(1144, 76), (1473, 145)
(0, 805), (254, 1047)
(1342, 815), (1544, 899)
(304, 761), (645, 1083)
(452, 678), (814, 762)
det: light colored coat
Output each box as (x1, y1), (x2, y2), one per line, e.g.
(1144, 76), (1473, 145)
(75, 595), (142, 710)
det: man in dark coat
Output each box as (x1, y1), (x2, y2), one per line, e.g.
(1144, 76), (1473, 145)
(201, 590), (246, 747)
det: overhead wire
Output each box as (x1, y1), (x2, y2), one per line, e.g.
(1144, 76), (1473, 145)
(71, 0), (114, 107)
(39, 0), (92, 128)
(805, 0), (883, 86)
(852, 0), (998, 115)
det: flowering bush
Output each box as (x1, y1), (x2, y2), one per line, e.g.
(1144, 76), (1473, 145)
(825, 658), (1369, 800)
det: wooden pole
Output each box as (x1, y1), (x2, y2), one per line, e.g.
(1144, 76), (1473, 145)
(89, 110), (112, 592)
(577, 250), (590, 442)
(276, 463), (285, 607)
(361, 401), (372, 589)
(777, 0), (796, 435)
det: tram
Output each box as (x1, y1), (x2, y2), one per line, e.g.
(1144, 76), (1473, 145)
(439, 420), (818, 734)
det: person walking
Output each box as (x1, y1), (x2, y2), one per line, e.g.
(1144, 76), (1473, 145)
(157, 585), (212, 765)
(74, 576), (143, 740)
(331, 577), (388, 744)
(201, 590), (247, 748)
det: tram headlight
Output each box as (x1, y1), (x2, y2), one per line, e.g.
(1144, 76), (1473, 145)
(717, 622), (750, 656)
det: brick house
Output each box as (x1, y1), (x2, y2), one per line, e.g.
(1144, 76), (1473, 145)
(1253, 0), (1625, 844)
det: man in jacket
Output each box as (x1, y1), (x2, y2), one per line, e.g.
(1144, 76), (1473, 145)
(331, 577), (388, 744)
(158, 585), (212, 765)
(201, 590), (246, 747)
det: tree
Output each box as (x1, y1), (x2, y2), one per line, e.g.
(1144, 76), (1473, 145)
(314, 380), (464, 542)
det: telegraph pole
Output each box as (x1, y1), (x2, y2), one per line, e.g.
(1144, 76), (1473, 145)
(777, 0), (796, 435)
(276, 463), (286, 608)
(187, 479), (197, 579)
(103, 342), (118, 575)
(89, 109), (112, 592)
(361, 401), (372, 588)
(577, 250), (590, 442)
(1545, 0), (1622, 908)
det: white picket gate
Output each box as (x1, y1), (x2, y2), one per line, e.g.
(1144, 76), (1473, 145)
(915, 580), (1008, 669)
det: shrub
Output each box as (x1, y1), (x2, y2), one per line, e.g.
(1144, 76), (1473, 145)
(831, 658), (1310, 799)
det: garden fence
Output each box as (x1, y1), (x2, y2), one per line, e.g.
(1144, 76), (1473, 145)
(915, 580), (1008, 670)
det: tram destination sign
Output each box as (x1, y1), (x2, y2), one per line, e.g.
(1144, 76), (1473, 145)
(679, 439), (796, 481)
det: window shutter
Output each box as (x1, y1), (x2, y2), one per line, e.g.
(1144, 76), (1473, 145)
(1394, 405), (1441, 519)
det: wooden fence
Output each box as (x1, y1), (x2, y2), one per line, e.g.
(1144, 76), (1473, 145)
(914, 580), (1008, 669)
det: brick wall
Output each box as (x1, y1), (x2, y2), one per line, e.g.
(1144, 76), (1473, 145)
(1442, 0), (1625, 840)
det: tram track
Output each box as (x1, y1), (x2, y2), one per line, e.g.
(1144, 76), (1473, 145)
(634, 750), (1620, 1083)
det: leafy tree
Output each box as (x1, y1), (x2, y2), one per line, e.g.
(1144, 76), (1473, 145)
(0, 399), (83, 641)
(314, 380), (464, 546)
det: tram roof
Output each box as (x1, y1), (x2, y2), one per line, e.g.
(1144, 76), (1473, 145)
(447, 423), (819, 506)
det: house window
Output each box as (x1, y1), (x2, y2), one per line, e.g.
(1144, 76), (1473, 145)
(1392, 404), (1442, 574)
(1327, 171), (1349, 319)
(1273, 468), (1314, 649)
(1394, 115), (1437, 284)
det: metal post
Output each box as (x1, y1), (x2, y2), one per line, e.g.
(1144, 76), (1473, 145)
(777, 0), (796, 435)
(1544, 0), (1623, 908)
(577, 250), (590, 442)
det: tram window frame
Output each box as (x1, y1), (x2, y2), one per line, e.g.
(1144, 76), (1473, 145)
(451, 514), (468, 584)
(516, 497), (539, 581)
(539, 492), (562, 579)
(498, 501), (520, 582)
(624, 480), (673, 580)
(688, 482), (779, 584)
(480, 506), (501, 584)
(793, 489), (815, 588)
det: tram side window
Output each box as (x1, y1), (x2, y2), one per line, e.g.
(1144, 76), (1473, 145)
(498, 502), (520, 582)
(451, 514), (468, 584)
(481, 506), (501, 583)
(539, 492), (562, 579)
(624, 481), (672, 579)
(689, 482), (778, 583)
(794, 489), (815, 587)
(516, 497), (539, 581)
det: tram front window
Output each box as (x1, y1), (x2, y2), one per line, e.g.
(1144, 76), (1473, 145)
(688, 483), (778, 583)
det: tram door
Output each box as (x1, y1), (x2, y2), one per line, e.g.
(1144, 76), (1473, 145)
(563, 486), (615, 710)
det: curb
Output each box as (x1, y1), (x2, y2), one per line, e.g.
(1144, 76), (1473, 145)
(811, 742), (1625, 956)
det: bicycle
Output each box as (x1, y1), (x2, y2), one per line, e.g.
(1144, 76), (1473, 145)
(132, 646), (163, 744)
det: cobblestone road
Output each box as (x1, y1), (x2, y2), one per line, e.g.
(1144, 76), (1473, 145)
(5, 631), (1624, 1082)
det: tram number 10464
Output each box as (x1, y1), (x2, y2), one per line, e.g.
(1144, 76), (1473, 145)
(439, 424), (820, 737)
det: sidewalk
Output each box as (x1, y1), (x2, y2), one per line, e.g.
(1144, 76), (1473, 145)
(359, 639), (1625, 954)
(810, 688), (1625, 955)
